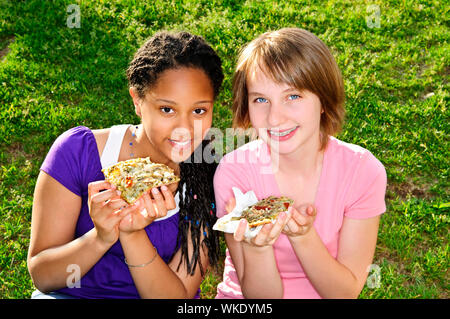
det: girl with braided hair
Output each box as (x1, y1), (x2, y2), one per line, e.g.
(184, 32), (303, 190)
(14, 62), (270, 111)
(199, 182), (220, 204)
(28, 31), (223, 299)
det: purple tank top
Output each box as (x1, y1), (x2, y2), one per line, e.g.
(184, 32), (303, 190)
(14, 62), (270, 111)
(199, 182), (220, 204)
(40, 126), (183, 298)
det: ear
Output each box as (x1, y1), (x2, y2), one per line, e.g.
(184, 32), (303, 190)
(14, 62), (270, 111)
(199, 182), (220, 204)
(129, 87), (142, 118)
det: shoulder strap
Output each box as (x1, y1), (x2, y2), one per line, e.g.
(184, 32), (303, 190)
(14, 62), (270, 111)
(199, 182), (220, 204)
(100, 124), (131, 169)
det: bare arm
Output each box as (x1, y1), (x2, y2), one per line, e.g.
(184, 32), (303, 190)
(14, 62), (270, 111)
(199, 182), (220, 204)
(28, 172), (106, 292)
(27, 172), (135, 293)
(224, 201), (290, 299)
(288, 215), (381, 298)
(119, 228), (208, 299)
(225, 232), (283, 299)
(115, 185), (208, 298)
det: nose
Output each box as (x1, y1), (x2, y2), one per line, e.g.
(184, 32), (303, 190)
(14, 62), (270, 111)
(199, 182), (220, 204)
(267, 100), (286, 128)
(171, 115), (199, 141)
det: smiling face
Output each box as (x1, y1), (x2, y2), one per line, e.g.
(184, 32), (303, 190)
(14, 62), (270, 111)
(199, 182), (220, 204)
(247, 67), (323, 156)
(132, 67), (214, 163)
(232, 28), (346, 152)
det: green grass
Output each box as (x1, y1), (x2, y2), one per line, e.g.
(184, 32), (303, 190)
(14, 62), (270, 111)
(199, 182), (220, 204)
(0, 0), (448, 299)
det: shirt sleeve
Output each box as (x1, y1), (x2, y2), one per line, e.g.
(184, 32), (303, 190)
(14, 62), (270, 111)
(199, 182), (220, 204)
(213, 157), (249, 219)
(40, 126), (98, 197)
(344, 151), (387, 219)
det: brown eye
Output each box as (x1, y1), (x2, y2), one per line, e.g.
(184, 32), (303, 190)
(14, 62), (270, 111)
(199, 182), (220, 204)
(160, 106), (174, 114)
(193, 108), (206, 115)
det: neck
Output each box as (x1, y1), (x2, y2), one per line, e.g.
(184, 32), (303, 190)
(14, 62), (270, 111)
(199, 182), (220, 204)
(134, 124), (180, 174)
(270, 136), (324, 178)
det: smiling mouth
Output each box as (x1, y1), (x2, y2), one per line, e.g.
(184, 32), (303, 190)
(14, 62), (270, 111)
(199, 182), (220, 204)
(169, 139), (192, 148)
(268, 126), (298, 137)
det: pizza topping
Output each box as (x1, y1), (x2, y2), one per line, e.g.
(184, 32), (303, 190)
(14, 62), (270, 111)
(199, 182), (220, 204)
(125, 176), (133, 188)
(102, 157), (180, 204)
(237, 196), (294, 227)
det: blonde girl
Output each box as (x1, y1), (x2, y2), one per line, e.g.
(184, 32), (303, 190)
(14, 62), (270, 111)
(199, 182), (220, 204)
(213, 28), (387, 299)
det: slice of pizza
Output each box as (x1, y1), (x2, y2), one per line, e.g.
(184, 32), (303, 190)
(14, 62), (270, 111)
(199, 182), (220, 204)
(101, 157), (180, 204)
(232, 196), (294, 228)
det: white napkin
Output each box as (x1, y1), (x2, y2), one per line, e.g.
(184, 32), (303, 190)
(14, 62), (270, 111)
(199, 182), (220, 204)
(213, 187), (266, 239)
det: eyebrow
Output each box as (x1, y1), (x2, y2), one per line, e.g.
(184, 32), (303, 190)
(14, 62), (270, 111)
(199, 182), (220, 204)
(155, 98), (213, 105)
(248, 88), (299, 96)
(155, 98), (176, 104)
(248, 92), (265, 97)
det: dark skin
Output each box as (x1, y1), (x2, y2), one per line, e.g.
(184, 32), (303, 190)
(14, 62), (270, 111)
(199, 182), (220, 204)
(28, 67), (216, 297)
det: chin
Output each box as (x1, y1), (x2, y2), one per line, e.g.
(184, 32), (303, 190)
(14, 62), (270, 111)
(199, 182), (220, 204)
(167, 149), (192, 163)
(167, 142), (201, 164)
(259, 132), (296, 154)
(271, 144), (301, 156)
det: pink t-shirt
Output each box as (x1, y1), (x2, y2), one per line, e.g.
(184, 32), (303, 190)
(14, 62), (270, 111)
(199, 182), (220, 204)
(213, 136), (387, 299)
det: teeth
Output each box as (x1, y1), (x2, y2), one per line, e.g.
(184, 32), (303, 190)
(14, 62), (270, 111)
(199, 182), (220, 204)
(269, 127), (297, 137)
(171, 140), (190, 146)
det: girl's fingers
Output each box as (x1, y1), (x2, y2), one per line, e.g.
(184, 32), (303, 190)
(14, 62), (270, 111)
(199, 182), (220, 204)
(160, 185), (176, 210)
(142, 193), (157, 218)
(236, 211), (297, 246)
(137, 196), (154, 221)
(110, 189), (122, 200)
(268, 212), (288, 239)
(106, 200), (140, 227)
(90, 189), (117, 205)
(118, 200), (140, 215)
(298, 204), (316, 216)
(282, 221), (291, 233)
(308, 205), (317, 216)
(106, 198), (129, 211)
(234, 219), (247, 242)
(151, 188), (167, 218)
(284, 218), (299, 234)
(89, 189), (122, 219)
(292, 209), (308, 226)
(253, 223), (272, 245)
(88, 181), (114, 199)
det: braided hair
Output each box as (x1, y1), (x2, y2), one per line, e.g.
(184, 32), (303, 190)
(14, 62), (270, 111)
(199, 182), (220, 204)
(126, 31), (224, 276)
(177, 142), (219, 276)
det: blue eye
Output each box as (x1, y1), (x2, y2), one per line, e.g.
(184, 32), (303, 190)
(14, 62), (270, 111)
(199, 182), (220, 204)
(254, 97), (268, 103)
(288, 94), (300, 100)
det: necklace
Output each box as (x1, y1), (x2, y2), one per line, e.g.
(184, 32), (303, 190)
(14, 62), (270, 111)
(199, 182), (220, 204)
(129, 125), (139, 158)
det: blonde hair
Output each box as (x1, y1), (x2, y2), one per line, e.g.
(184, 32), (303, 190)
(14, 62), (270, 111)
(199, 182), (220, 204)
(232, 28), (345, 150)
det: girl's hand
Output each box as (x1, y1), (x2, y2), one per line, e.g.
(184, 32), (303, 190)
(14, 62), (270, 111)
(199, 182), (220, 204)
(88, 181), (141, 247)
(225, 197), (291, 247)
(119, 185), (176, 233)
(282, 204), (317, 238)
(233, 211), (291, 247)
